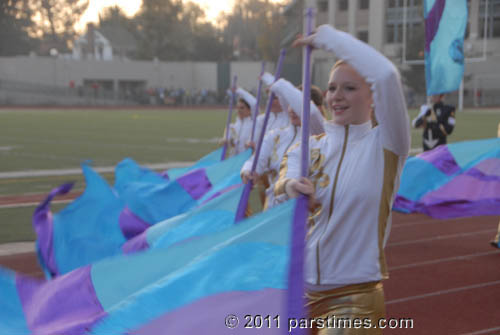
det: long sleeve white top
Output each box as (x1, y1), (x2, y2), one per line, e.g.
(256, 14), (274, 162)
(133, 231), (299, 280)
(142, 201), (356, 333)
(227, 115), (253, 157)
(241, 125), (300, 209)
(254, 110), (290, 138)
(242, 76), (326, 208)
(270, 78), (325, 135)
(253, 71), (291, 137)
(275, 25), (410, 288)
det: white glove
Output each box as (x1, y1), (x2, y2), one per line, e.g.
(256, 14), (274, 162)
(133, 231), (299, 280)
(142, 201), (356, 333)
(412, 104), (431, 128)
(261, 72), (275, 86)
(418, 104), (431, 118)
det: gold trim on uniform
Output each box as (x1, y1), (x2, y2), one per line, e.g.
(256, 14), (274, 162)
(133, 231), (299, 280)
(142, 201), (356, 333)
(274, 142), (301, 196)
(229, 127), (238, 155)
(312, 133), (327, 141)
(274, 161), (290, 196)
(376, 149), (399, 280)
(310, 149), (331, 190)
(306, 281), (386, 335)
(307, 202), (323, 238)
(271, 135), (281, 164)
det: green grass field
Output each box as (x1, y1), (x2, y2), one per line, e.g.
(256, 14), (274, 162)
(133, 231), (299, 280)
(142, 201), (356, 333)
(0, 108), (228, 172)
(0, 106), (499, 243)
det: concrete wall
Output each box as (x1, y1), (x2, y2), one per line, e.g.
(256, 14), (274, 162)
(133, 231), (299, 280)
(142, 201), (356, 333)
(230, 62), (276, 93)
(0, 56), (275, 93)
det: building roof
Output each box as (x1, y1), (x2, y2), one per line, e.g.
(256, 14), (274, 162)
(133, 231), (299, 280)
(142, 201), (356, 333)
(97, 25), (137, 51)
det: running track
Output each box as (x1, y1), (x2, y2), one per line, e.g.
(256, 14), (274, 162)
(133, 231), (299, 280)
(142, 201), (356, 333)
(0, 211), (499, 334)
(385, 212), (500, 335)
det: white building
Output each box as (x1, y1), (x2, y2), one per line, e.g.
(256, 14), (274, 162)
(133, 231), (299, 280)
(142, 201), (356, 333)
(289, 0), (500, 106)
(72, 24), (113, 60)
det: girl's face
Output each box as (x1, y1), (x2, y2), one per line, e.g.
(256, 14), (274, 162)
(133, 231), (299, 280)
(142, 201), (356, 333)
(237, 100), (251, 119)
(326, 63), (373, 126)
(271, 96), (282, 114)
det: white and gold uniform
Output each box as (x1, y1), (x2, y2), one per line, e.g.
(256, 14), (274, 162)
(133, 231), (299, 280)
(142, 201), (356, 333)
(271, 78), (325, 136)
(275, 25), (410, 334)
(241, 78), (325, 209)
(256, 108), (290, 135)
(227, 85), (290, 157)
(255, 72), (291, 137)
(226, 87), (257, 157)
(227, 116), (252, 157)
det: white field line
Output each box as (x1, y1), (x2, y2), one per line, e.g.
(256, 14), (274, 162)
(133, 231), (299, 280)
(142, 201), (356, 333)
(386, 280), (500, 305)
(387, 229), (497, 247)
(392, 216), (477, 228)
(460, 326), (500, 335)
(0, 242), (35, 256)
(389, 250), (500, 271)
(0, 161), (193, 179)
(0, 199), (73, 209)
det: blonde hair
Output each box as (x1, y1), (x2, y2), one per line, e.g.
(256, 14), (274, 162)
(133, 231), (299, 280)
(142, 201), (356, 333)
(329, 59), (377, 127)
(330, 59), (348, 77)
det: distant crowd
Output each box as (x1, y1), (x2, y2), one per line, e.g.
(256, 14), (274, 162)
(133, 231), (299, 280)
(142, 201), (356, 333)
(147, 87), (228, 106)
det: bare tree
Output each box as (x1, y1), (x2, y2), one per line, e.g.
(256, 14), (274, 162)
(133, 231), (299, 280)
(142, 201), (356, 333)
(0, 0), (36, 55)
(29, 0), (89, 53)
(220, 0), (285, 61)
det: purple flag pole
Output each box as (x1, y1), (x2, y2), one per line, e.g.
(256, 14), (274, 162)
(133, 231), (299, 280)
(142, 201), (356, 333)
(250, 61), (266, 142)
(221, 75), (238, 161)
(234, 49), (286, 223)
(286, 8), (314, 335)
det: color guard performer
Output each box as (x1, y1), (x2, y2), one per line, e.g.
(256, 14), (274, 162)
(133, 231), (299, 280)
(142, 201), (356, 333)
(277, 25), (410, 334)
(223, 87), (257, 157)
(240, 78), (325, 209)
(259, 72), (291, 132)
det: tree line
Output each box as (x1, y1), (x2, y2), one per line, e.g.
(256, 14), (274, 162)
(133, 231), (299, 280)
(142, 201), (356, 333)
(0, 0), (287, 62)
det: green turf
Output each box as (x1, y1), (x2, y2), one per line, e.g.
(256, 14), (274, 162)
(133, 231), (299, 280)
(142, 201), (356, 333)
(0, 203), (67, 243)
(0, 173), (114, 196)
(408, 108), (500, 150)
(1, 107), (498, 173)
(0, 108), (227, 172)
(0, 107), (498, 243)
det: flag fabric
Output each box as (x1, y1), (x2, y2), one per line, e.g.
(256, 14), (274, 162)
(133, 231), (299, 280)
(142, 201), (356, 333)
(33, 150), (251, 277)
(393, 138), (500, 218)
(424, 0), (468, 96)
(115, 150), (250, 224)
(122, 185), (243, 254)
(1, 199), (297, 335)
(161, 147), (224, 180)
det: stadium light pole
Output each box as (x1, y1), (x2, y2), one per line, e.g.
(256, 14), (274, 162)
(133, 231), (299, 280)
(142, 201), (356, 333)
(49, 48), (58, 87)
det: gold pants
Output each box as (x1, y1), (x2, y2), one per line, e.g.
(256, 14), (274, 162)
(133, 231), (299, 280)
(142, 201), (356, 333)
(306, 282), (386, 335)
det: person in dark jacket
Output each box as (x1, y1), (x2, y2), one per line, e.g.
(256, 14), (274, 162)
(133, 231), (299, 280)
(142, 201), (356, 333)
(412, 94), (456, 151)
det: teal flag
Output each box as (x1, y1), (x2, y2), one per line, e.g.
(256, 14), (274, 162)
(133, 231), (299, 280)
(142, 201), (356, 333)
(424, 0), (468, 96)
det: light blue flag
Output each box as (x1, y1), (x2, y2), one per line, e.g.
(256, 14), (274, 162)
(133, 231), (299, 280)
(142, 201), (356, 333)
(32, 150), (251, 278)
(164, 147), (224, 180)
(424, 0), (467, 96)
(1, 199), (304, 335)
(394, 138), (500, 218)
